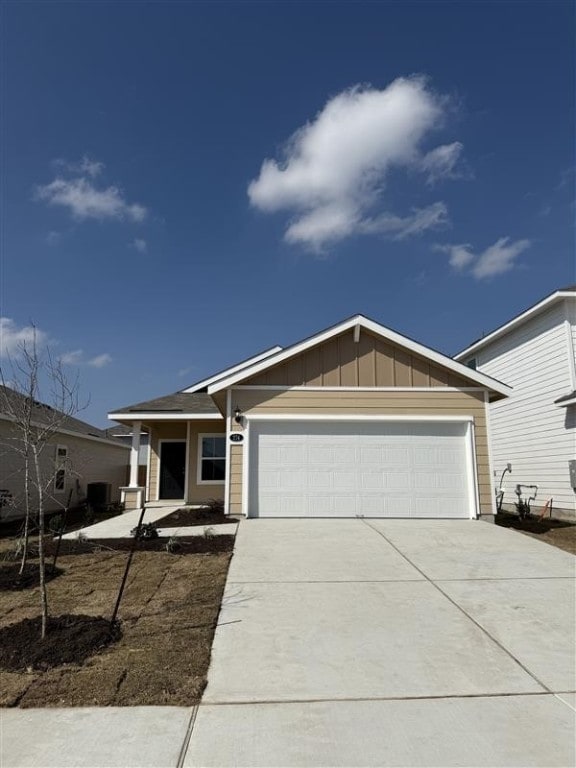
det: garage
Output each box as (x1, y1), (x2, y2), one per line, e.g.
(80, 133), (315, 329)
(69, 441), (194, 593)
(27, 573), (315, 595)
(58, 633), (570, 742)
(247, 419), (477, 519)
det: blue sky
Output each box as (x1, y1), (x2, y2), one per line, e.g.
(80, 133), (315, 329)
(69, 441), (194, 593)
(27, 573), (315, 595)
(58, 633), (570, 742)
(1, 1), (574, 426)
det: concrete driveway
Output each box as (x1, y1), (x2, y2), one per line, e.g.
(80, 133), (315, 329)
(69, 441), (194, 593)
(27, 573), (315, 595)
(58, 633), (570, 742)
(185, 518), (575, 767)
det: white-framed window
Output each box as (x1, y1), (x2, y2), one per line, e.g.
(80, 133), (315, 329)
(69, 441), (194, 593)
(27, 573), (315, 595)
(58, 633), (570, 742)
(54, 445), (68, 493)
(197, 434), (226, 484)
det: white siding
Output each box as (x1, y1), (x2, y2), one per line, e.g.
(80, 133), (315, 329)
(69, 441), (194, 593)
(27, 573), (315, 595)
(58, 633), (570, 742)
(471, 300), (576, 513)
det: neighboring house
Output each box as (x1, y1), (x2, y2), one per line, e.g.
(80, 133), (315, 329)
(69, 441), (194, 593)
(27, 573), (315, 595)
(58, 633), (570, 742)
(109, 314), (510, 520)
(455, 286), (576, 517)
(0, 385), (129, 521)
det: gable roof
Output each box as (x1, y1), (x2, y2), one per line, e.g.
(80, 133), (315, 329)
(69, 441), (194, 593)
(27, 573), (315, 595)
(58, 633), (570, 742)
(455, 286), (576, 361)
(181, 346), (283, 393)
(0, 385), (127, 447)
(206, 314), (512, 399)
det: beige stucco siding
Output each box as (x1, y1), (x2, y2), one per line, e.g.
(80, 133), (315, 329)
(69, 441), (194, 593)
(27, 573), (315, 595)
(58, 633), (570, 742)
(228, 389), (492, 517)
(0, 419), (129, 519)
(244, 329), (474, 389)
(147, 421), (225, 503)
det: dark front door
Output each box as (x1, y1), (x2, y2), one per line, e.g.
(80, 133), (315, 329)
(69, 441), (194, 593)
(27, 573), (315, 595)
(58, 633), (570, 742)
(159, 442), (186, 499)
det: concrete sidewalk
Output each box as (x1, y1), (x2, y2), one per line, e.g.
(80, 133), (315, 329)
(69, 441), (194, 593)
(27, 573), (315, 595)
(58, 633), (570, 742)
(61, 506), (237, 540)
(0, 707), (195, 767)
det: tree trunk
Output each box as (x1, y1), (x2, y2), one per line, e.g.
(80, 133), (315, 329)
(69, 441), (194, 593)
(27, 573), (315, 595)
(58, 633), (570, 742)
(32, 446), (48, 639)
(18, 451), (32, 577)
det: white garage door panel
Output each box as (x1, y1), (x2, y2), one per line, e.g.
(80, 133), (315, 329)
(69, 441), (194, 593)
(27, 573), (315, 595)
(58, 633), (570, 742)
(249, 421), (474, 519)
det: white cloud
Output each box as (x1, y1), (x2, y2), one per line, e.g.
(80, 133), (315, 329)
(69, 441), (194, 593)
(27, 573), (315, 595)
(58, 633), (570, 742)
(131, 238), (148, 253)
(60, 350), (112, 368)
(36, 177), (146, 222)
(53, 155), (104, 178)
(0, 318), (48, 358)
(59, 349), (84, 365)
(420, 142), (464, 184)
(36, 157), (146, 223)
(361, 202), (449, 239)
(88, 353), (112, 368)
(438, 237), (531, 279)
(248, 77), (462, 249)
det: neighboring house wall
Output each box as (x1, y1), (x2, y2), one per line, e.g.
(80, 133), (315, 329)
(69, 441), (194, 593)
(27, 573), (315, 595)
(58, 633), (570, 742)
(147, 421), (226, 503)
(228, 389), (491, 516)
(113, 434), (149, 465)
(466, 301), (576, 513)
(0, 421), (128, 519)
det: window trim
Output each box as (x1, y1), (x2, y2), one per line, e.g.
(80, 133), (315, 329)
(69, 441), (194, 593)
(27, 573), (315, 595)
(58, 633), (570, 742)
(54, 444), (68, 494)
(197, 433), (226, 485)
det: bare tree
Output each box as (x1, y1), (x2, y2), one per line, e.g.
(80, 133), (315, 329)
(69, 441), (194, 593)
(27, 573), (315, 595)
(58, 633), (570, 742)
(0, 328), (86, 638)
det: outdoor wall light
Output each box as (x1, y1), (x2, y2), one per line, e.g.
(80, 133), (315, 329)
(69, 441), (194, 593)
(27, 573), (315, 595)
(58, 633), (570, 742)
(234, 406), (242, 424)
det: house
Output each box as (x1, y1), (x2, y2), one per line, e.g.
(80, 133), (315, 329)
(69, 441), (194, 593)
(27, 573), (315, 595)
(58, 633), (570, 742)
(109, 314), (510, 520)
(104, 424), (149, 487)
(0, 385), (129, 522)
(455, 286), (576, 518)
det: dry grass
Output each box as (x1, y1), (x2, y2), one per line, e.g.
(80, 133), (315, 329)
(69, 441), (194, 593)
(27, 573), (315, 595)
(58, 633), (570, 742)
(0, 536), (231, 707)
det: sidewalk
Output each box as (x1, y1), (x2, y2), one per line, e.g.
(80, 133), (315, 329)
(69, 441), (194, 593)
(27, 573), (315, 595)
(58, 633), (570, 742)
(1, 707), (195, 767)
(61, 507), (237, 540)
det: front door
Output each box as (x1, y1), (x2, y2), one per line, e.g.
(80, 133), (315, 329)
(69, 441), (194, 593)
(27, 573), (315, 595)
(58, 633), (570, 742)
(159, 441), (186, 499)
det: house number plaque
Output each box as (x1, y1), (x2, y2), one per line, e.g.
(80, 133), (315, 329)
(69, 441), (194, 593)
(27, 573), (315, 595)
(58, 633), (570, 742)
(229, 433), (244, 444)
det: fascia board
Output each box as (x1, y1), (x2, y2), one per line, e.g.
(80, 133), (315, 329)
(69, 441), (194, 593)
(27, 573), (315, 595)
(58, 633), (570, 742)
(454, 292), (575, 360)
(108, 412), (223, 421)
(181, 346), (283, 393)
(208, 315), (512, 398)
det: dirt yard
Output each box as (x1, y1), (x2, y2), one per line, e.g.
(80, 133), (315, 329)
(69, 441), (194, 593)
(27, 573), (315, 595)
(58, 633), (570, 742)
(0, 536), (233, 707)
(496, 513), (576, 555)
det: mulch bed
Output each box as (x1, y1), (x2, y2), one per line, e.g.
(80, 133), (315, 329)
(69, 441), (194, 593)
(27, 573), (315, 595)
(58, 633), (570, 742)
(0, 563), (63, 591)
(154, 507), (233, 527)
(496, 513), (576, 555)
(0, 615), (121, 671)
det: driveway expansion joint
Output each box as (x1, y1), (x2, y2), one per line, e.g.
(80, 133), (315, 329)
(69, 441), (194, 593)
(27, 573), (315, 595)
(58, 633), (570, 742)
(176, 706), (199, 768)
(360, 518), (553, 695)
(201, 690), (561, 707)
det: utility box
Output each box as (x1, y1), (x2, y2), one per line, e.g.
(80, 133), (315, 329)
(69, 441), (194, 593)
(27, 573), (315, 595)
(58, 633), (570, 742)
(86, 482), (112, 509)
(569, 460), (576, 491)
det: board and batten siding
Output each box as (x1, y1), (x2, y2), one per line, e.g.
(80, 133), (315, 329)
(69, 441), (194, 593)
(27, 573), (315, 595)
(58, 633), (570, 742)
(244, 329), (475, 390)
(227, 389), (491, 517)
(469, 300), (576, 513)
(147, 421), (226, 503)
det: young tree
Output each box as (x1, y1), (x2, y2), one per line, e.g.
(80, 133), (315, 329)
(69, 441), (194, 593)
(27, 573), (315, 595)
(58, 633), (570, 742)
(0, 328), (86, 638)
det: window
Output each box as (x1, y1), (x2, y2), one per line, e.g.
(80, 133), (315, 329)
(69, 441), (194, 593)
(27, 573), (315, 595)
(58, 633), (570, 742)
(466, 358), (477, 370)
(54, 445), (68, 493)
(198, 435), (226, 484)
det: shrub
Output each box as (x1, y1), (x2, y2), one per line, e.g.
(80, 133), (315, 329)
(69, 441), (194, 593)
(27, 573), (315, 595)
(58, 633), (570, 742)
(515, 499), (531, 520)
(130, 522), (159, 540)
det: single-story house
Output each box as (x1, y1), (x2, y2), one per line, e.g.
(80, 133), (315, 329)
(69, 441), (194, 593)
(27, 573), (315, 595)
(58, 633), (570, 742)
(455, 286), (576, 517)
(109, 315), (510, 520)
(104, 424), (149, 487)
(0, 385), (129, 522)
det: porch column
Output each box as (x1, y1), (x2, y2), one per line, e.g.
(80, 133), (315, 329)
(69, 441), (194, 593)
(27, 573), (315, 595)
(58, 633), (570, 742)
(129, 421), (142, 487)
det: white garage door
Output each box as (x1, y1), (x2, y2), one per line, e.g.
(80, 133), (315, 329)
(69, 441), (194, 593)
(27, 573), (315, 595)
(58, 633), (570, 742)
(248, 420), (475, 519)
